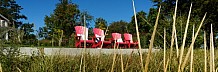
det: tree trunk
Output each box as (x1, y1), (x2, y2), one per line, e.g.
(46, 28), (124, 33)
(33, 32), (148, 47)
(58, 30), (63, 46)
(52, 33), (54, 47)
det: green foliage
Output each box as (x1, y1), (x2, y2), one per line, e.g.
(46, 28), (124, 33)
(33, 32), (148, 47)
(0, 0), (27, 28)
(108, 20), (128, 34)
(152, 0), (218, 47)
(95, 17), (107, 30)
(0, 47), (21, 72)
(20, 23), (34, 36)
(0, 26), (22, 72)
(38, 27), (49, 39)
(78, 11), (93, 27)
(128, 10), (160, 48)
(20, 23), (37, 45)
(139, 34), (150, 48)
(43, 0), (80, 46)
(129, 11), (150, 34)
(41, 0), (94, 47)
(0, 0), (37, 46)
(38, 39), (51, 47)
(68, 35), (75, 47)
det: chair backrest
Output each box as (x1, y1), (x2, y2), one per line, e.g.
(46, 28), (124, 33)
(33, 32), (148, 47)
(75, 26), (88, 40)
(112, 33), (123, 42)
(124, 33), (133, 43)
(93, 28), (105, 41)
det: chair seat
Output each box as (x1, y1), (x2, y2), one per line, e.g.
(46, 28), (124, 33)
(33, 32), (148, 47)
(102, 41), (111, 44)
(129, 42), (138, 44)
(92, 41), (111, 48)
(127, 42), (138, 48)
(117, 42), (127, 44)
(80, 40), (94, 43)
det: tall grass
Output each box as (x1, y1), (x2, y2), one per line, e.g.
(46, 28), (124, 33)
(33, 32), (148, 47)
(0, 49), (217, 72)
(0, 0), (214, 72)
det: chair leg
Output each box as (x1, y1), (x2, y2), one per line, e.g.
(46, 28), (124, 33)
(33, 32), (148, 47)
(128, 44), (131, 48)
(75, 43), (77, 48)
(92, 42), (100, 48)
(115, 43), (119, 49)
(75, 42), (80, 48)
(117, 44), (119, 49)
(79, 43), (81, 48)
(135, 44), (138, 48)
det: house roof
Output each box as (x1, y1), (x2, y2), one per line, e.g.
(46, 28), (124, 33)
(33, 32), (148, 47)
(0, 14), (10, 22)
(0, 14), (12, 24)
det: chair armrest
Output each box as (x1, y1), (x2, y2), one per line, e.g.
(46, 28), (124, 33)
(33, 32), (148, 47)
(75, 36), (81, 40)
(74, 35), (94, 40)
(123, 40), (129, 43)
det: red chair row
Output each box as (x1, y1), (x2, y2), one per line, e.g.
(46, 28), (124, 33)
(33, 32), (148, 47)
(74, 26), (138, 48)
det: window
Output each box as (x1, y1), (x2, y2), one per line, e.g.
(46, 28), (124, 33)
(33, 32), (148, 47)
(0, 20), (8, 27)
(0, 20), (2, 27)
(2, 20), (5, 27)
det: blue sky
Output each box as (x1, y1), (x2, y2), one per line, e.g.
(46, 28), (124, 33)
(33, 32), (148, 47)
(16, 0), (154, 30)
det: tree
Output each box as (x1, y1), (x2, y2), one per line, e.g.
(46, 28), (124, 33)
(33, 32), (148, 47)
(129, 11), (150, 34)
(0, 0), (27, 28)
(44, 0), (80, 46)
(77, 11), (93, 27)
(0, 0), (35, 46)
(95, 17), (107, 30)
(108, 20), (128, 34)
(20, 23), (36, 45)
(128, 11), (150, 48)
(20, 23), (34, 37)
(38, 27), (49, 39)
(152, 0), (218, 48)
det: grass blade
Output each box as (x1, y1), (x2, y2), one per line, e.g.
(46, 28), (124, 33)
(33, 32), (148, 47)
(168, 0), (178, 67)
(212, 25), (215, 72)
(131, 0), (144, 71)
(204, 31), (207, 72)
(144, 5), (161, 72)
(120, 49), (124, 72)
(111, 41), (119, 72)
(164, 28), (167, 72)
(181, 12), (207, 71)
(174, 29), (179, 58)
(167, 0), (178, 71)
(0, 63), (2, 72)
(210, 24), (215, 72)
(178, 3), (192, 72)
(190, 24), (195, 72)
(210, 25), (212, 72)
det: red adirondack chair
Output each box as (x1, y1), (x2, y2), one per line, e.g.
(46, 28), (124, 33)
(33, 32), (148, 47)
(112, 33), (127, 48)
(92, 28), (111, 48)
(74, 26), (94, 48)
(123, 33), (138, 48)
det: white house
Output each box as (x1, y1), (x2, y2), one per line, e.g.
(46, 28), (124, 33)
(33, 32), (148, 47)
(0, 14), (11, 40)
